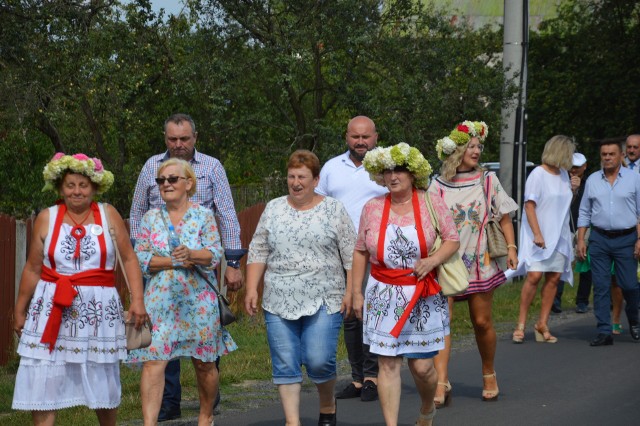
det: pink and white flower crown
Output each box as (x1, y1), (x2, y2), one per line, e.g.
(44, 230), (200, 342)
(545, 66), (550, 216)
(42, 152), (114, 194)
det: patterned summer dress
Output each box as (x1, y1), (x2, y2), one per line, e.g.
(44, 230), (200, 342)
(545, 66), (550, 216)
(13, 203), (126, 411)
(126, 204), (236, 363)
(430, 171), (518, 298)
(356, 191), (456, 356)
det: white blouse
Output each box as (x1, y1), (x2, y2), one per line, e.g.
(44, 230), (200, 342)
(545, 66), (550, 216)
(248, 196), (356, 320)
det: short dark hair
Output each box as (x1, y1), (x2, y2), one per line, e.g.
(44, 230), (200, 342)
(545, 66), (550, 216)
(164, 113), (196, 134)
(600, 138), (623, 151)
(287, 149), (320, 178)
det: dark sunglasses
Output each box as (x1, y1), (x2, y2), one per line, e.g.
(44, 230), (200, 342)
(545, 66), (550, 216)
(155, 176), (187, 185)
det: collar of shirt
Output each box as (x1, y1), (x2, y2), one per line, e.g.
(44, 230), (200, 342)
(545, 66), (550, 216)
(599, 168), (623, 180)
(158, 149), (203, 164)
(340, 151), (362, 169)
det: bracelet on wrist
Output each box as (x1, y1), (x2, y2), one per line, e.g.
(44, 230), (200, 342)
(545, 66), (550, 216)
(507, 244), (517, 250)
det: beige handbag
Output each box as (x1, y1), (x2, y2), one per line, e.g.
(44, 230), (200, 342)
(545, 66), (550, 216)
(482, 173), (508, 258)
(424, 193), (469, 296)
(105, 209), (151, 351)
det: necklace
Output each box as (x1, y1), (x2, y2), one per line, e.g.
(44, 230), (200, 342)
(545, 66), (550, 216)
(391, 197), (412, 205)
(66, 209), (92, 258)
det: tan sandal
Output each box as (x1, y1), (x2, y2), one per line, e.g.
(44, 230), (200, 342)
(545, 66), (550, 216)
(534, 324), (558, 343)
(415, 403), (436, 426)
(433, 381), (452, 409)
(512, 323), (525, 343)
(482, 372), (499, 401)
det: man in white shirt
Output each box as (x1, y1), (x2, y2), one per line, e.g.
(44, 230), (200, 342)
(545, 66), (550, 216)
(624, 134), (640, 172)
(316, 116), (387, 402)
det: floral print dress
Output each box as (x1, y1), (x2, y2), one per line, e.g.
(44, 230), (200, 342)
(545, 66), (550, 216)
(127, 204), (236, 363)
(430, 171), (518, 297)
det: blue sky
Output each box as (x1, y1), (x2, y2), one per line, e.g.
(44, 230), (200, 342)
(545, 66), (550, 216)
(150, 0), (186, 16)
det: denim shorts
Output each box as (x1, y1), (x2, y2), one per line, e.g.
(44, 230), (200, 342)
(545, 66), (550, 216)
(264, 305), (343, 385)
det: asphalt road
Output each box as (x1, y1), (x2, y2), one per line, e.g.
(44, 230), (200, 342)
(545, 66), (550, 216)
(214, 313), (640, 426)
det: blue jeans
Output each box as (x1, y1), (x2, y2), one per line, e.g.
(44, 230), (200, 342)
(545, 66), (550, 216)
(589, 230), (640, 334)
(265, 305), (342, 385)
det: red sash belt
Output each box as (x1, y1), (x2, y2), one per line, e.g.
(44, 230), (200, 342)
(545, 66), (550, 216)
(40, 265), (115, 352)
(370, 263), (441, 338)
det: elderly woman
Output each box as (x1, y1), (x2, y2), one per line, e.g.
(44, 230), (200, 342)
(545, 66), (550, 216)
(127, 158), (236, 426)
(509, 135), (577, 343)
(245, 150), (355, 426)
(12, 153), (147, 425)
(353, 143), (459, 426)
(429, 121), (518, 407)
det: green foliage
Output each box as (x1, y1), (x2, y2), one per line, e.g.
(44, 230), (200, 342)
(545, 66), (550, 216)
(527, 0), (640, 163)
(1, 0), (510, 215)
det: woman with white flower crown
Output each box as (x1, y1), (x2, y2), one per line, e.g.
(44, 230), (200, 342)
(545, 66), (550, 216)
(353, 143), (459, 426)
(12, 153), (147, 425)
(429, 121), (518, 407)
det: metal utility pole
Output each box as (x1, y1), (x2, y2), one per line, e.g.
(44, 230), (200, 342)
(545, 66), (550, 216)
(500, 0), (529, 238)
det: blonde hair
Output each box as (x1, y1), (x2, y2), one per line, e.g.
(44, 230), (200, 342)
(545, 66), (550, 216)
(158, 158), (197, 197)
(541, 135), (575, 170)
(439, 141), (483, 181)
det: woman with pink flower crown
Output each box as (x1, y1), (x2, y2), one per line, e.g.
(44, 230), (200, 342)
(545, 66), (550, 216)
(428, 121), (519, 407)
(12, 153), (148, 425)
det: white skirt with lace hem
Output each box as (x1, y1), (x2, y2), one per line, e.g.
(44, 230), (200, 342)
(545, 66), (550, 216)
(12, 358), (121, 411)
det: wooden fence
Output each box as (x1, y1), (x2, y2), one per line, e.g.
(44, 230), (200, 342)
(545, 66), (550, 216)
(0, 203), (266, 366)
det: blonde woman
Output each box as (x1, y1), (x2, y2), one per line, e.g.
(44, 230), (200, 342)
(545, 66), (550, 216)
(509, 135), (577, 344)
(429, 121), (518, 406)
(128, 158), (236, 426)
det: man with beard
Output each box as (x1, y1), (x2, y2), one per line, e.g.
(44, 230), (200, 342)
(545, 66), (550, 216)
(130, 113), (245, 421)
(316, 116), (387, 402)
(577, 140), (640, 346)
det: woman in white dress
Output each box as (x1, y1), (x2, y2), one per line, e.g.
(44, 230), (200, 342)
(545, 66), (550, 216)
(12, 153), (147, 425)
(353, 143), (459, 426)
(429, 121), (518, 406)
(509, 136), (577, 343)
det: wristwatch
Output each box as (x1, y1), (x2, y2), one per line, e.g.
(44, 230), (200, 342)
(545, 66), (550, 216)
(227, 260), (241, 269)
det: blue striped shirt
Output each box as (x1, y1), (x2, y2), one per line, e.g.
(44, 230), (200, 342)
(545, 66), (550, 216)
(129, 150), (242, 256)
(578, 166), (640, 230)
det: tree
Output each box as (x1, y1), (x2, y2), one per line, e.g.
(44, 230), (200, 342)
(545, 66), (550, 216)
(527, 0), (640, 163)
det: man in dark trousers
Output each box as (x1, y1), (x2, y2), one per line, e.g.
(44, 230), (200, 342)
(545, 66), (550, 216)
(577, 140), (640, 346)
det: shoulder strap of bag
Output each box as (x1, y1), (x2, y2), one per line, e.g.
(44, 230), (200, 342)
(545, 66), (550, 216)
(104, 204), (132, 297)
(193, 266), (231, 306)
(158, 207), (229, 304)
(423, 191), (440, 234)
(482, 171), (490, 217)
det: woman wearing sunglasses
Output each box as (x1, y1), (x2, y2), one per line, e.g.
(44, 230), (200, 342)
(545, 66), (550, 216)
(126, 158), (237, 426)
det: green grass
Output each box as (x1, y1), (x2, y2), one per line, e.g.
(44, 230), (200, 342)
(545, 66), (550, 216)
(0, 278), (575, 425)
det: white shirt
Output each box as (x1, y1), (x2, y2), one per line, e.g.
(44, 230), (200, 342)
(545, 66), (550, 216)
(316, 151), (388, 231)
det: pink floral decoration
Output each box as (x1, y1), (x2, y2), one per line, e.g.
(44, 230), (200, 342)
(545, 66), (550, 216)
(92, 158), (104, 172)
(72, 153), (90, 160)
